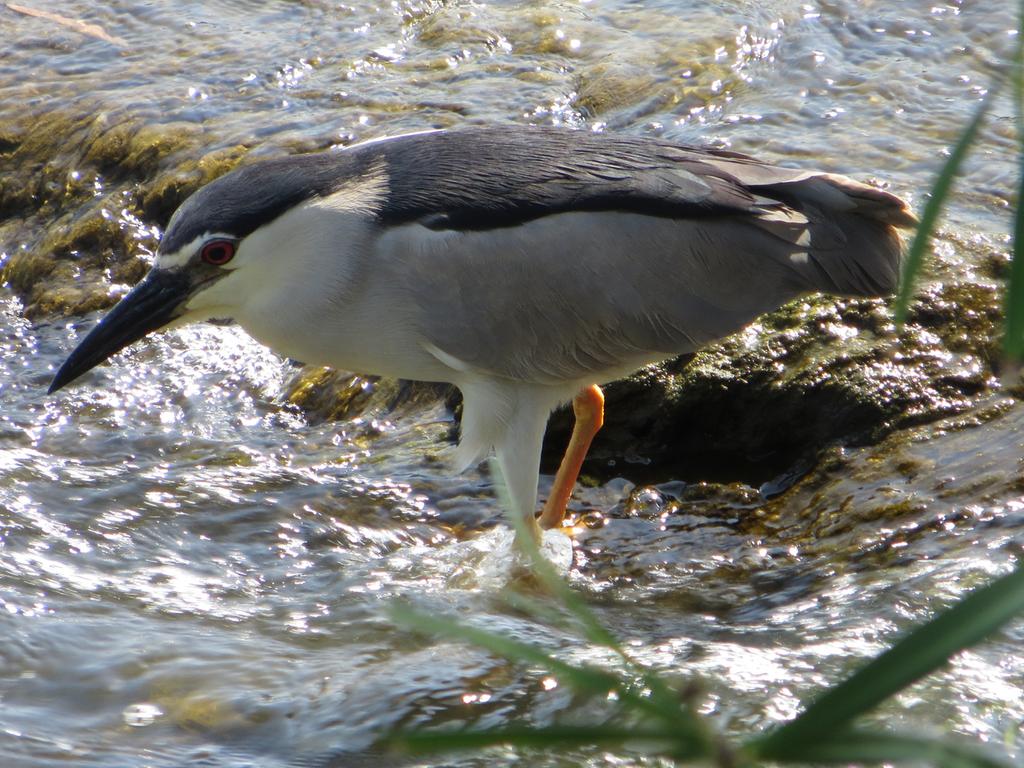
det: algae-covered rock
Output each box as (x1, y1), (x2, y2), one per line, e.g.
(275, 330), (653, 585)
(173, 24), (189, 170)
(141, 144), (250, 224)
(0, 249), (55, 297)
(5, 190), (158, 317)
(283, 366), (456, 427)
(549, 278), (998, 486)
(81, 116), (204, 180)
(0, 105), (247, 317)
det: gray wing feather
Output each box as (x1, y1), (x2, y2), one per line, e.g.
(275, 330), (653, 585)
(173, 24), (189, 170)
(361, 126), (914, 232)
(380, 210), (821, 384)
(363, 128), (912, 385)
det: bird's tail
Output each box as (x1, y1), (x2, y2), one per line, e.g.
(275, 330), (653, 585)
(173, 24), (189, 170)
(704, 153), (917, 298)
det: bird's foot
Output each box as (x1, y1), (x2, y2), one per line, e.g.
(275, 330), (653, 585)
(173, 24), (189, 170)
(514, 513), (545, 549)
(511, 515), (574, 576)
(536, 509), (582, 536)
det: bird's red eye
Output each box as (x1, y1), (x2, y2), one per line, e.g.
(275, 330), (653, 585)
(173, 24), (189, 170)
(200, 239), (236, 266)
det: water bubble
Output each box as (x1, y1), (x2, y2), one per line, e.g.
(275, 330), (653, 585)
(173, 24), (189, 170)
(122, 703), (163, 728)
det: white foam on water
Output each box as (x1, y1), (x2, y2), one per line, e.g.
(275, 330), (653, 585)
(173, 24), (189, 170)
(388, 526), (574, 592)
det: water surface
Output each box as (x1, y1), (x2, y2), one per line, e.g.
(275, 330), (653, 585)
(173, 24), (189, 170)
(1, 1), (1023, 766)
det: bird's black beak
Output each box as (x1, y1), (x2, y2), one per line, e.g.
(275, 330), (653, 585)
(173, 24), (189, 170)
(48, 269), (191, 394)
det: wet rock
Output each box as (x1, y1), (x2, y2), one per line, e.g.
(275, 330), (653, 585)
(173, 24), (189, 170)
(3, 198), (157, 318)
(0, 107), (252, 317)
(283, 366), (456, 429)
(140, 144), (251, 225)
(81, 118), (201, 179)
(569, 392), (1023, 616)
(551, 276), (1000, 486)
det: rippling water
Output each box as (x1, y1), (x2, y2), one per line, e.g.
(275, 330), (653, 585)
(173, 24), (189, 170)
(2, 1), (1024, 766)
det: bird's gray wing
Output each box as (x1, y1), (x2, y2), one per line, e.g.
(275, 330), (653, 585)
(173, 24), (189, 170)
(359, 127), (912, 384)
(376, 206), (888, 385)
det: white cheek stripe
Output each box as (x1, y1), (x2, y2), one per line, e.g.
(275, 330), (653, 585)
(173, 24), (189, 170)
(155, 232), (239, 270)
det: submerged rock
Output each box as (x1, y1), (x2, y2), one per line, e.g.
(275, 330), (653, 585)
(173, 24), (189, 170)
(572, 392), (1023, 607)
(283, 367), (455, 427)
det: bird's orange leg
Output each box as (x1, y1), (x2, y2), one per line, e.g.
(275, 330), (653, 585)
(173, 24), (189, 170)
(538, 384), (604, 529)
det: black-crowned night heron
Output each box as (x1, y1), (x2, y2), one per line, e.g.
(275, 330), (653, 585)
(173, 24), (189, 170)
(49, 126), (914, 540)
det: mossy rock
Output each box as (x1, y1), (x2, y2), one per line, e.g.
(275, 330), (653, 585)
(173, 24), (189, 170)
(283, 366), (454, 426)
(574, 63), (663, 118)
(284, 368), (381, 423)
(2, 192), (159, 316)
(0, 250), (55, 297)
(0, 106), (243, 316)
(44, 208), (131, 262)
(140, 144), (250, 225)
(81, 116), (143, 174)
(0, 131), (19, 156)
(545, 279), (999, 486)
(24, 282), (124, 319)
(81, 116), (202, 179)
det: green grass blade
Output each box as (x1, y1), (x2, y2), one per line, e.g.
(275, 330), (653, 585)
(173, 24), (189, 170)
(1007, 178), (1024, 361)
(391, 724), (690, 754)
(390, 601), (694, 733)
(1003, 10), (1024, 361)
(757, 565), (1024, 751)
(500, 589), (583, 631)
(389, 602), (622, 696)
(492, 461), (711, 743)
(893, 84), (999, 325)
(758, 727), (1012, 768)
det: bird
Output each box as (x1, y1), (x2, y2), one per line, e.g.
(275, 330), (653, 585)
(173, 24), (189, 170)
(48, 125), (915, 542)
